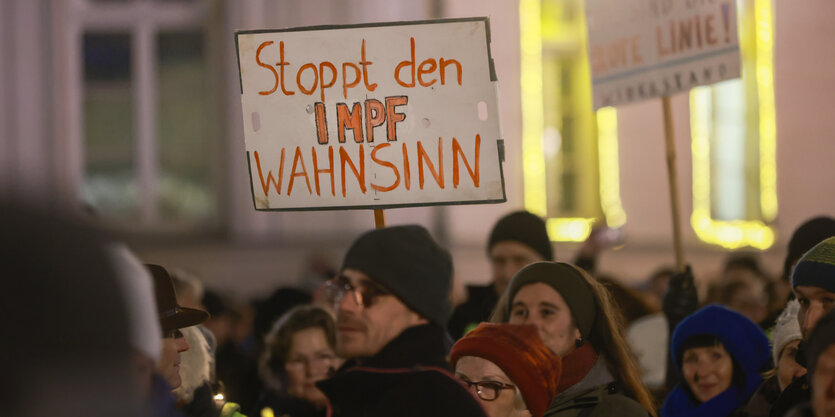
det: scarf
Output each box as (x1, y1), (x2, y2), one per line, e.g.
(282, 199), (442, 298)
(661, 370), (763, 417)
(555, 343), (598, 394)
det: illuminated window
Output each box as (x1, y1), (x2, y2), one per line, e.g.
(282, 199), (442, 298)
(690, 0), (776, 250)
(520, 0), (626, 242)
(62, 0), (220, 231)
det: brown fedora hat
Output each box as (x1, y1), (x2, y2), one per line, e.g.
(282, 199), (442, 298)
(146, 264), (209, 333)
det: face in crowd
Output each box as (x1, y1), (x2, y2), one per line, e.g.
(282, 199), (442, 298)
(455, 356), (528, 417)
(490, 242), (544, 296)
(156, 328), (190, 389)
(813, 344), (835, 417)
(508, 282), (581, 357)
(284, 327), (342, 407)
(680, 342), (734, 403)
(776, 339), (807, 392)
(333, 269), (426, 358)
(796, 285), (835, 340)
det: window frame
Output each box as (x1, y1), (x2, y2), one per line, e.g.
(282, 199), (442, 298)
(52, 0), (224, 235)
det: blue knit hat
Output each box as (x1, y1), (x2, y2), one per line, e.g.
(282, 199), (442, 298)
(662, 305), (769, 417)
(671, 304), (769, 383)
(792, 236), (835, 292)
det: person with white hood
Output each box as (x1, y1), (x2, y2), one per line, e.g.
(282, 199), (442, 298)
(738, 300), (806, 417)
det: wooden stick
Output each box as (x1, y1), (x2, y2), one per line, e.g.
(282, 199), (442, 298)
(662, 96), (686, 272)
(373, 209), (386, 229)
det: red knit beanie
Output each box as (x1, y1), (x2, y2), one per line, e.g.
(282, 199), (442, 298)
(450, 323), (562, 417)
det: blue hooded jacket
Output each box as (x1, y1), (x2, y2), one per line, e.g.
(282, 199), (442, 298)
(661, 304), (769, 417)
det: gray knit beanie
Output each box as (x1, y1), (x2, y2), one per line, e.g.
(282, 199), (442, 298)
(505, 262), (596, 338)
(342, 225), (453, 327)
(771, 300), (802, 366)
(488, 211), (553, 261)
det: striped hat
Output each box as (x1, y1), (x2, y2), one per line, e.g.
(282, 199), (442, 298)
(792, 236), (835, 292)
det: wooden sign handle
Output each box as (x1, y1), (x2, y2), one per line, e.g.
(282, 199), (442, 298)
(374, 209), (386, 229)
(662, 96), (686, 272)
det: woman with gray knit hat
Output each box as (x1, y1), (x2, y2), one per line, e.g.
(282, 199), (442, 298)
(492, 261), (655, 417)
(739, 300), (806, 417)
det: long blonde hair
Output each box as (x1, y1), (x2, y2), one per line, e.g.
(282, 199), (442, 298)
(491, 264), (657, 416)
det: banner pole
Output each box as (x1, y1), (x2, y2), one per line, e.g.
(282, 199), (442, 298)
(662, 96), (686, 272)
(373, 209), (386, 229)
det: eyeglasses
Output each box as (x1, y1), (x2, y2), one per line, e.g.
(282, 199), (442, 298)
(324, 276), (390, 309)
(460, 380), (516, 401)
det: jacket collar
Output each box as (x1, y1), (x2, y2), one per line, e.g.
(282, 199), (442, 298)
(341, 323), (452, 371)
(317, 324), (453, 413)
(548, 356), (616, 413)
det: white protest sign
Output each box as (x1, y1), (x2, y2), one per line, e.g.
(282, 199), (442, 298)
(585, 0), (740, 109)
(235, 18), (506, 211)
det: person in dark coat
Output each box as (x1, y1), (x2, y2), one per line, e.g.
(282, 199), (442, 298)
(448, 211), (554, 340)
(148, 264), (212, 417)
(771, 236), (835, 417)
(316, 225), (488, 417)
(738, 300), (806, 417)
(806, 308), (835, 417)
(661, 305), (770, 417)
(256, 305), (343, 417)
(0, 202), (143, 417)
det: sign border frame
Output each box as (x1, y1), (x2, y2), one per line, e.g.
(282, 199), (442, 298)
(236, 17), (508, 212)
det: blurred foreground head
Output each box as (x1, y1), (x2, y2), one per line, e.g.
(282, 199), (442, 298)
(0, 202), (142, 417)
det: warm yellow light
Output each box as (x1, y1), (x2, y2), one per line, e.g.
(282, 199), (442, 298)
(547, 218), (595, 242)
(755, 0), (777, 222)
(214, 393), (224, 401)
(520, 0), (547, 217)
(596, 107), (627, 228)
(261, 407), (275, 417)
(690, 6), (777, 255)
(521, 1), (626, 241)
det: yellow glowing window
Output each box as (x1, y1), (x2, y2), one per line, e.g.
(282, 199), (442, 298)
(690, 0), (776, 250)
(521, 0), (626, 242)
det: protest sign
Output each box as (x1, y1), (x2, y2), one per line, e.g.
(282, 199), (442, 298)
(584, 0), (742, 270)
(585, 0), (740, 109)
(236, 18), (506, 211)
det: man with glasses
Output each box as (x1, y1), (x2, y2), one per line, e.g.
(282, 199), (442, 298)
(316, 225), (488, 417)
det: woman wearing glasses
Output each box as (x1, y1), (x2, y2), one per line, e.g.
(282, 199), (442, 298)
(492, 262), (655, 417)
(451, 323), (562, 417)
(257, 305), (344, 417)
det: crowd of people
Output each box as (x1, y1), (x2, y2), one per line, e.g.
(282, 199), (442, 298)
(5, 200), (835, 417)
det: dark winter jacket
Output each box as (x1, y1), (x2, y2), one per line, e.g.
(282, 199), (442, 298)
(737, 375), (781, 417)
(150, 373), (187, 417)
(769, 376), (809, 417)
(545, 357), (649, 417)
(316, 324), (487, 417)
(661, 305), (770, 417)
(181, 383), (221, 417)
(448, 284), (499, 340)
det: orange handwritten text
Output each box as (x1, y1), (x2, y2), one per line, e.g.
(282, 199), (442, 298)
(255, 39), (377, 101)
(395, 37), (463, 88)
(315, 96), (408, 145)
(251, 136), (481, 199)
